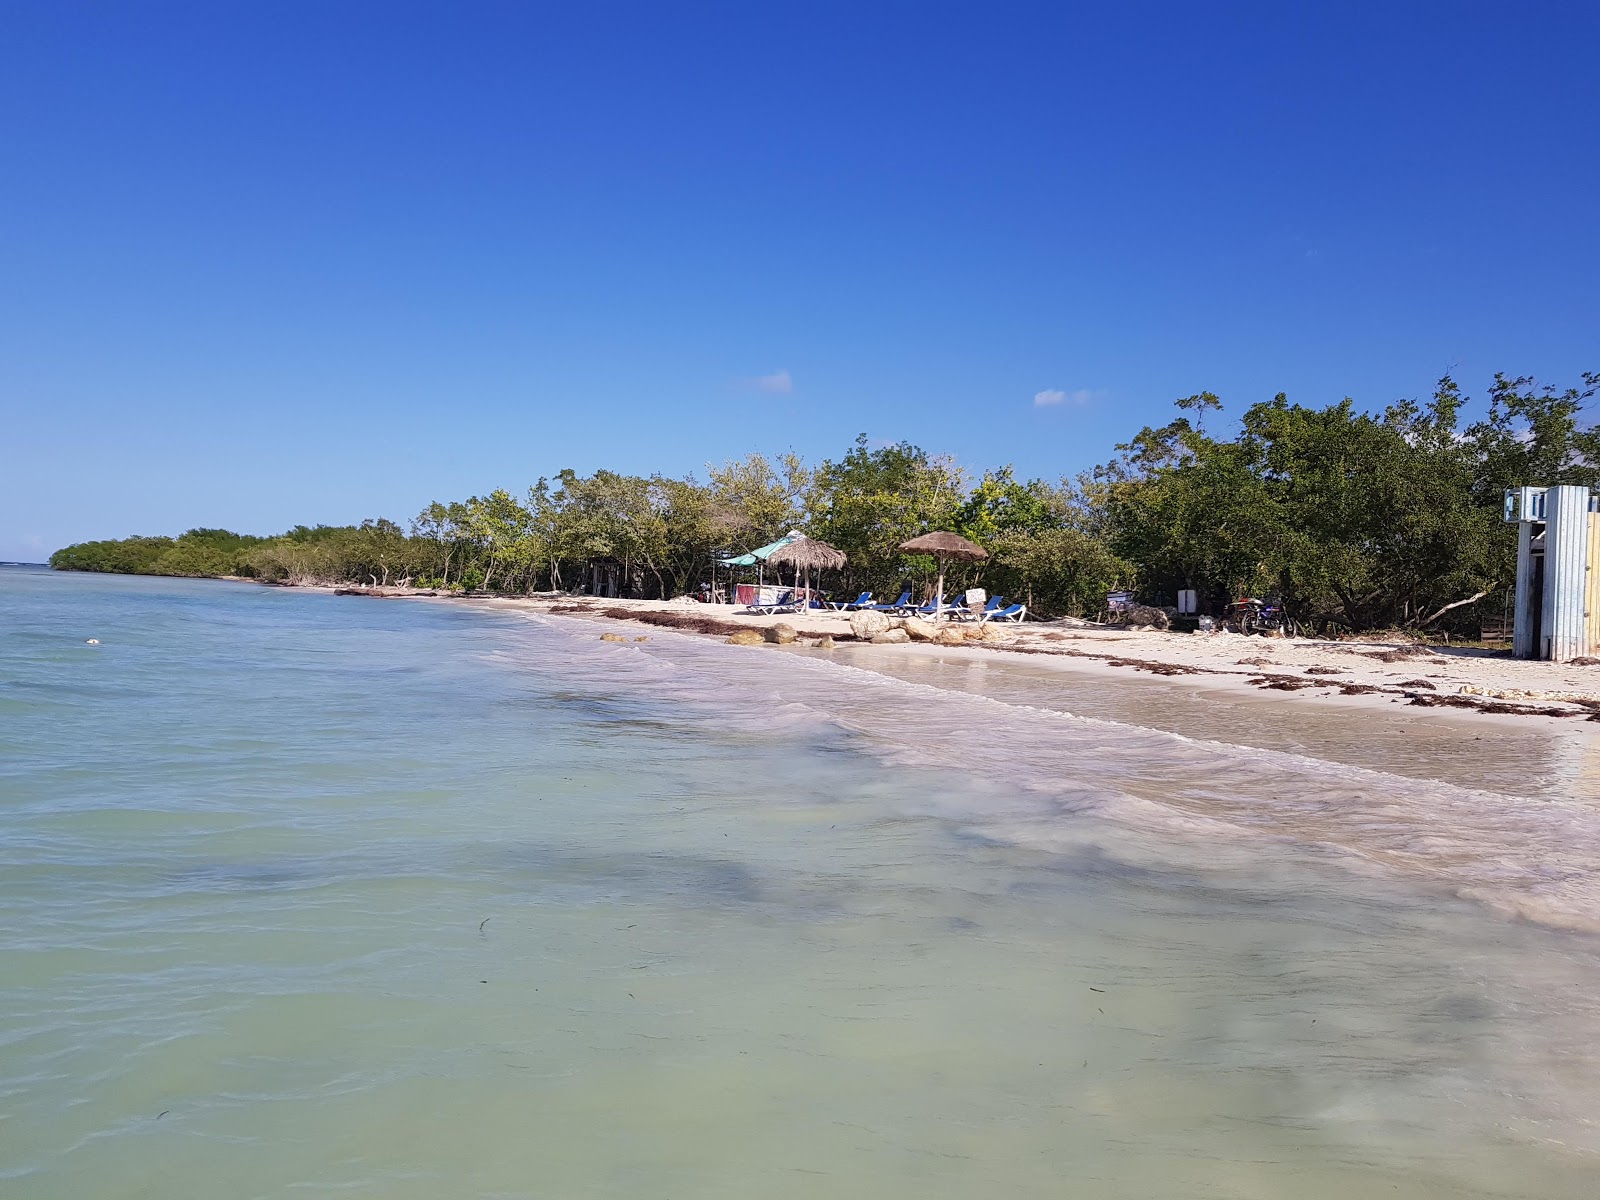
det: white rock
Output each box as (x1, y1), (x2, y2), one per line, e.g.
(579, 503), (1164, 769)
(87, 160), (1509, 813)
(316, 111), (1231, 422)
(849, 609), (890, 639)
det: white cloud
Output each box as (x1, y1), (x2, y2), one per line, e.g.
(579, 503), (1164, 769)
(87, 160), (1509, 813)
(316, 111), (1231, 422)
(1034, 387), (1095, 408)
(741, 368), (793, 394)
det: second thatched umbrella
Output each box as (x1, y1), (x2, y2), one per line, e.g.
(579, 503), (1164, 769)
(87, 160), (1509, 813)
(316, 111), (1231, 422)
(899, 531), (988, 619)
(767, 536), (847, 612)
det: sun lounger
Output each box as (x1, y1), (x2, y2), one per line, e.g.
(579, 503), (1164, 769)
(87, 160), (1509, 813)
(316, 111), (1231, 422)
(744, 589), (799, 616)
(907, 597), (962, 618)
(952, 596), (1005, 621)
(870, 590), (912, 613)
(984, 603), (1027, 622)
(827, 592), (874, 611)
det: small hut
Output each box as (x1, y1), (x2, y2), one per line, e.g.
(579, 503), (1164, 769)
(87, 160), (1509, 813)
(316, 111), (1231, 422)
(899, 531), (988, 618)
(767, 536), (847, 611)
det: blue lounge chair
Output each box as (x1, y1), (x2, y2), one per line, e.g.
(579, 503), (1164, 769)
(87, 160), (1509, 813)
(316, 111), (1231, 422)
(871, 590), (912, 613)
(953, 595), (1005, 621)
(744, 589), (799, 616)
(906, 597), (962, 619)
(827, 591), (874, 611)
(984, 602), (1027, 622)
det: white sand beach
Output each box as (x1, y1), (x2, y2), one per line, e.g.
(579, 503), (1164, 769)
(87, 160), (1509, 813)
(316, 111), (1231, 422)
(428, 592), (1600, 728)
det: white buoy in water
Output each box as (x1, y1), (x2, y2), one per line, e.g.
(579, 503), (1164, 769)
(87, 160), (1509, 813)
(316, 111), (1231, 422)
(85, 639), (99, 645)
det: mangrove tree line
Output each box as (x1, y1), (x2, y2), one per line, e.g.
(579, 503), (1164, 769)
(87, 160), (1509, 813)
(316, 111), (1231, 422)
(50, 371), (1599, 633)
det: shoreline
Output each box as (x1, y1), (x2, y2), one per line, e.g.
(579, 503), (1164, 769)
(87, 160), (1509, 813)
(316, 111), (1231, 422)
(347, 588), (1600, 730)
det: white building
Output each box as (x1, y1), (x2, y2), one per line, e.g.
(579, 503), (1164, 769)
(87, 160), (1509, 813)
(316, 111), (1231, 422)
(1506, 485), (1600, 661)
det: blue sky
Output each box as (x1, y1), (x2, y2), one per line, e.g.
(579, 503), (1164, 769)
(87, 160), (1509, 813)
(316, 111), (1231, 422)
(3, 2), (1597, 560)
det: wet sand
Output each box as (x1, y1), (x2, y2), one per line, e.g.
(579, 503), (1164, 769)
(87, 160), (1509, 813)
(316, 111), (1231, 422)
(422, 592), (1600, 730)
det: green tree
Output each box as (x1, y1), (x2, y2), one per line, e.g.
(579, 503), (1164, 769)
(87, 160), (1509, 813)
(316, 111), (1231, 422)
(809, 435), (966, 596)
(707, 452), (810, 546)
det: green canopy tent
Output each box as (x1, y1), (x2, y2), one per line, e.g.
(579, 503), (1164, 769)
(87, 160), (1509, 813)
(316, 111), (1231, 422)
(719, 531), (803, 593)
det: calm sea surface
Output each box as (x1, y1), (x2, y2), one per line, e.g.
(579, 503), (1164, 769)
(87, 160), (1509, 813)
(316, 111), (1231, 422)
(3, 566), (1600, 1198)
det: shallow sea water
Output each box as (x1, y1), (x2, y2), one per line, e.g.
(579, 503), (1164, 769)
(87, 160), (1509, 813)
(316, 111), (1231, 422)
(3, 567), (1600, 1198)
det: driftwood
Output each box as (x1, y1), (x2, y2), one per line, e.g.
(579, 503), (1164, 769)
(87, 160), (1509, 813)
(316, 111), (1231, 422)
(1413, 589), (1491, 630)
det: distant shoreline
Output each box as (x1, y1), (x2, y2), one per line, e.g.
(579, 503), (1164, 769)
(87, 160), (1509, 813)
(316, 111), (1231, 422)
(29, 565), (1600, 727)
(329, 585), (1600, 729)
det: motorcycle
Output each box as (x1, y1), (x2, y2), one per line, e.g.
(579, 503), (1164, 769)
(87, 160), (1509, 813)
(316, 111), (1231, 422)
(1229, 596), (1296, 636)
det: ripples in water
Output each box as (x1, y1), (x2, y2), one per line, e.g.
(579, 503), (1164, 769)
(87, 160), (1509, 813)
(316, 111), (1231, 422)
(3, 568), (1599, 1197)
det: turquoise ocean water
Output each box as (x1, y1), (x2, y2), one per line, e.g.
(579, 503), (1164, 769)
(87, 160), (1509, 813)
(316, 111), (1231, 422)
(3, 565), (1600, 1197)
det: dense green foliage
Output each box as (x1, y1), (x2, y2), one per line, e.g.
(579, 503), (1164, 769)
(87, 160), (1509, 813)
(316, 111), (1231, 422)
(1101, 373), (1599, 631)
(51, 371), (1600, 631)
(49, 528), (269, 577)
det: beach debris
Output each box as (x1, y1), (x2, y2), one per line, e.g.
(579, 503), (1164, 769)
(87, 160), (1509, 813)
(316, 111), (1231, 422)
(1109, 656), (1207, 676)
(1304, 665), (1346, 675)
(726, 629), (765, 646)
(1570, 656), (1600, 666)
(1369, 645), (1437, 663)
(1236, 656), (1273, 666)
(600, 632), (629, 642)
(624, 610), (747, 637)
(848, 609), (891, 639)
(903, 616), (937, 642)
(1398, 678), (1437, 690)
(1246, 673), (1323, 691)
(764, 623), (799, 645)
(870, 628), (911, 645)
(1119, 603), (1170, 630)
(817, 636), (836, 649)
(1413, 692), (1576, 717)
(1459, 683), (1600, 703)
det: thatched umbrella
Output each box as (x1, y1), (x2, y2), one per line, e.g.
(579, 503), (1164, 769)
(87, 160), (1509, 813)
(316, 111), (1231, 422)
(899, 531), (988, 618)
(768, 536), (847, 611)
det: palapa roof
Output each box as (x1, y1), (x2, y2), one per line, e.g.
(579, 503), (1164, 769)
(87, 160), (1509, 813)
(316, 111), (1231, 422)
(766, 535), (847, 570)
(899, 531), (988, 561)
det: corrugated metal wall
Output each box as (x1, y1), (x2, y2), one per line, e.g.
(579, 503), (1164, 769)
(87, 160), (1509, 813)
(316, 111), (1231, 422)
(1541, 485), (1591, 662)
(1588, 513), (1600, 653)
(1514, 520), (1537, 659)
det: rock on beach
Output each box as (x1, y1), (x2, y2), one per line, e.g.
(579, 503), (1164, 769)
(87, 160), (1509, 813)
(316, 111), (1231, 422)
(849, 610), (891, 639)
